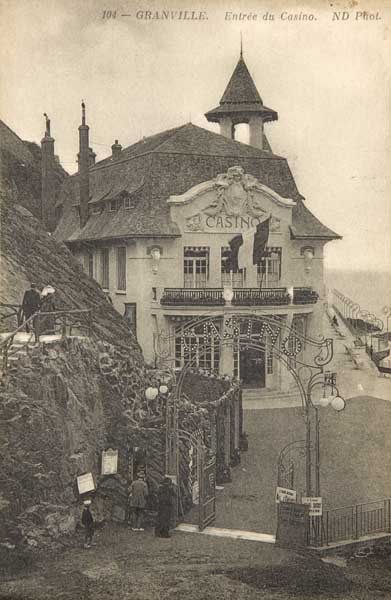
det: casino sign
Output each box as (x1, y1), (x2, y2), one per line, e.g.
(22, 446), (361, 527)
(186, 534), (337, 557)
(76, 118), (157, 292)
(168, 165), (295, 234)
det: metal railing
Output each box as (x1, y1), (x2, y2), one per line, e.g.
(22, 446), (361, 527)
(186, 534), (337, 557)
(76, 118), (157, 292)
(0, 309), (93, 373)
(0, 303), (23, 330)
(232, 288), (290, 306)
(161, 288), (224, 306)
(292, 288), (319, 305)
(310, 498), (391, 546)
(160, 287), (319, 307)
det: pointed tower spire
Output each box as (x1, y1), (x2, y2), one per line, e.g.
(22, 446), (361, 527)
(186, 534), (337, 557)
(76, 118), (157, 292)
(205, 52), (277, 150)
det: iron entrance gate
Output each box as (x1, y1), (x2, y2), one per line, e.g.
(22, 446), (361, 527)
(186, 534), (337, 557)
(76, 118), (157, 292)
(199, 453), (216, 531)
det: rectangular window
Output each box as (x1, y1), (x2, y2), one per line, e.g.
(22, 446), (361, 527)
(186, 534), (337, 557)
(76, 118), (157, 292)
(175, 323), (220, 371)
(83, 252), (94, 278)
(116, 247), (126, 291)
(92, 203), (101, 215)
(183, 247), (209, 288)
(109, 200), (117, 212)
(100, 248), (110, 289)
(221, 247), (245, 288)
(257, 248), (282, 288)
(124, 197), (131, 209)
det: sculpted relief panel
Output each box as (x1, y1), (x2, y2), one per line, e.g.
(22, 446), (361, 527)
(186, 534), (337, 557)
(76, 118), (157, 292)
(168, 166), (294, 234)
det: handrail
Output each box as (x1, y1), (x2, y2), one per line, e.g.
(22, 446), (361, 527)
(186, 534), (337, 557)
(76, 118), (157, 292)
(312, 496), (391, 547)
(0, 308), (93, 374)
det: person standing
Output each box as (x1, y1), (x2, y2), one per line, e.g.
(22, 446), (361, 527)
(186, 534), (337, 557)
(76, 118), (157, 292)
(21, 283), (41, 332)
(81, 499), (95, 548)
(40, 285), (56, 334)
(129, 473), (149, 531)
(155, 477), (176, 538)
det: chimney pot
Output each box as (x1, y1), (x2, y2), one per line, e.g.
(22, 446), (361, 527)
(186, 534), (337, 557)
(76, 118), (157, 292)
(111, 140), (122, 160)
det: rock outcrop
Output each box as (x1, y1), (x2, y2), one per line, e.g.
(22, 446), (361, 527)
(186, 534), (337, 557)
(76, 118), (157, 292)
(0, 192), (142, 353)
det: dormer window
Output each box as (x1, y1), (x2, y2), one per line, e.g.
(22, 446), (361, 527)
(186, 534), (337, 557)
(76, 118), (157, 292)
(124, 197), (131, 209)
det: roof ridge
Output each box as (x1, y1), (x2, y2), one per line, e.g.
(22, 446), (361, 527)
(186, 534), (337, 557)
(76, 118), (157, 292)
(154, 122), (284, 159)
(151, 122), (191, 153)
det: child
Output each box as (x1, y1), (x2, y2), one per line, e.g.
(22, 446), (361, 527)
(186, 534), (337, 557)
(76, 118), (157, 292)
(81, 499), (95, 548)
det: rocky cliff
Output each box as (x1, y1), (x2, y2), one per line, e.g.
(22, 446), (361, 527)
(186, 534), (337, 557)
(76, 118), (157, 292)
(0, 192), (141, 351)
(0, 335), (147, 549)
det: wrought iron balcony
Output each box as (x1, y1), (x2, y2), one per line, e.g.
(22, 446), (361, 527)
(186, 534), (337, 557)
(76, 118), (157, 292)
(161, 287), (319, 307)
(292, 287), (319, 305)
(232, 288), (290, 306)
(160, 288), (225, 306)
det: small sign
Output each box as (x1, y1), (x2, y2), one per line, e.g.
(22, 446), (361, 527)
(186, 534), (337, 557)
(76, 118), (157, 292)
(276, 486), (297, 504)
(101, 448), (118, 475)
(77, 472), (95, 495)
(276, 502), (309, 549)
(302, 496), (323, 516)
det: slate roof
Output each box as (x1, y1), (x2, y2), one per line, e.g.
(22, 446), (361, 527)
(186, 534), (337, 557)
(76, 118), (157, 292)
(54, 123), (340, 244)
(205, 57), (278, 123)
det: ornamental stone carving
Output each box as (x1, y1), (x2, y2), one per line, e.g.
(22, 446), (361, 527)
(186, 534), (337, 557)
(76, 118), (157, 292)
(204, 166), (267, 219)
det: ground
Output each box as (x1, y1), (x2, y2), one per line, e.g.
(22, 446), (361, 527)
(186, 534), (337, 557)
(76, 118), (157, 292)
(2, 399), (391, 599)
(1, 523), (391, 600)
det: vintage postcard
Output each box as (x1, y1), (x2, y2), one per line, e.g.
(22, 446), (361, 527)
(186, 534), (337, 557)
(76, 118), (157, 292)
(1, 0), (391, 598)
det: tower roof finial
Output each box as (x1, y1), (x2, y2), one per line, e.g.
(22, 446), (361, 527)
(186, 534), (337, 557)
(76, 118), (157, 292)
(240, 32), (243, 58)
(43, 113), (51, 136)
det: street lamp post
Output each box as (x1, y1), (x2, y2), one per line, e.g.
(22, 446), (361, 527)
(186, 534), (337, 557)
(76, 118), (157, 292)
(306, 371), (346, 498)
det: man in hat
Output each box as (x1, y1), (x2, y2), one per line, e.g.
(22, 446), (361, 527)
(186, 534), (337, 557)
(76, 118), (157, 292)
(21, 283), (41, 332)
(129, 473), (149, 531)
(81, 499), (95, 548)
(155, 477), (176, 538)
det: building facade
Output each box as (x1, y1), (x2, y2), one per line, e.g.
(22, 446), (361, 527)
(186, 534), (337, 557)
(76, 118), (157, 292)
(51, 52), (340, 393)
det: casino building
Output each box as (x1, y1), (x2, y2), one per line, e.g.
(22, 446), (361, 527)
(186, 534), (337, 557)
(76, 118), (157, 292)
(49, 52), (340, 395)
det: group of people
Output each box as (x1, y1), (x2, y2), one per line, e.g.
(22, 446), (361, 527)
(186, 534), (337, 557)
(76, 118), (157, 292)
(81, 474), (177, 548)
(21, 282), (56, 333)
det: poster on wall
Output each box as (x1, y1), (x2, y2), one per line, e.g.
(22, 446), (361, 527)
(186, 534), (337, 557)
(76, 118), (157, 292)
(101, 448), (118, 475)
(77, 472), (95, 495)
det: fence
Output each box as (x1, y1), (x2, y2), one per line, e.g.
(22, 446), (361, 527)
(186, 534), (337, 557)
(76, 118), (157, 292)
(310, 498), (391, 546)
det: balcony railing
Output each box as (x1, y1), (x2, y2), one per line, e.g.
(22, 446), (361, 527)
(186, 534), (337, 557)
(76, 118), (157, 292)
(232, 288), (290, 306)
(160, 288), (225, 306)
(161, 287), (319, 307)
(292, 288), (319, 305)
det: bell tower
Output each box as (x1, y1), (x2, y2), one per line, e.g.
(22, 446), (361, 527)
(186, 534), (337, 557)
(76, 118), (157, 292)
(205, 49), (277, 150)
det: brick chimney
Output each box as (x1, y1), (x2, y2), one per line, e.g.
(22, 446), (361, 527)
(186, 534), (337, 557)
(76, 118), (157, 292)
(111, 139), (122, 160)
(41, 113), (56, 232)
(78, 101), (90, 228)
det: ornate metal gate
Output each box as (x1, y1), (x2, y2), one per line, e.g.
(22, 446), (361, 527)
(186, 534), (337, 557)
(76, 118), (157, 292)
(199, 452), (216, 531)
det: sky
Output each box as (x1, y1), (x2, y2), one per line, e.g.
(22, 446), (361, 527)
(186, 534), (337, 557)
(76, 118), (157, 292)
(1, 0), (390, 272)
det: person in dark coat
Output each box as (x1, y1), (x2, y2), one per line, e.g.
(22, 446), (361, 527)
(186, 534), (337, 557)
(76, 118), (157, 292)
(21, 283), (41, 332)
(155, 477), (176, 538)
(81, 500), (95, 548)
(129, 473), (149, 531)
(39, 286), (56, 334)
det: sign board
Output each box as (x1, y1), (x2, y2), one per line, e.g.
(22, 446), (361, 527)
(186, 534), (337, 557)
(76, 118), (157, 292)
(77, 472), (95, 495)
(302, 496), (323, 516)
(101, 448), (118, 475)
(275, 486), (297, 504)
(276, 501), (309, 549)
